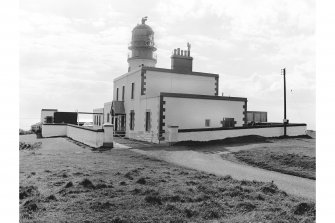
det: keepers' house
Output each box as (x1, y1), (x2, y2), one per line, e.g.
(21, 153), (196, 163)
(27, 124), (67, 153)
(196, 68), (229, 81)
(95, 17), (248, 143)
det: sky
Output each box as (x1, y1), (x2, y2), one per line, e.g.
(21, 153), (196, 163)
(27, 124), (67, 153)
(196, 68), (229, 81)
(19, 0), (315, 130)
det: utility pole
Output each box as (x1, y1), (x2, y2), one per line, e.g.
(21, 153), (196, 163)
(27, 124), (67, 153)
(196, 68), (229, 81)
(281, 68), (287, 137)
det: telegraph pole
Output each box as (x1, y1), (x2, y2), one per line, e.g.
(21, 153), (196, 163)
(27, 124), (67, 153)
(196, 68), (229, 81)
(281, 68), (287, 137)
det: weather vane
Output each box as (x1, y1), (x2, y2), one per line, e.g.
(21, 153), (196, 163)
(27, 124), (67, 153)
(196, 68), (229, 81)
(141, 16), (148, 24)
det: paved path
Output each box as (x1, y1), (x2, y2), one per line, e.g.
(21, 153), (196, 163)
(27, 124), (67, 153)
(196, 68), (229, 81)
(133, 149), (315, 201)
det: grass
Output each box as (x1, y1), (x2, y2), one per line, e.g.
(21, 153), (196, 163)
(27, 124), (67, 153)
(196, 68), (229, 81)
(230, 138), (316, 180)
(19, 135), (315, 222)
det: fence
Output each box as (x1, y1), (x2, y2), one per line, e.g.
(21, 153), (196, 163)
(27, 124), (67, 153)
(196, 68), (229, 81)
(42, 123), (114, 148)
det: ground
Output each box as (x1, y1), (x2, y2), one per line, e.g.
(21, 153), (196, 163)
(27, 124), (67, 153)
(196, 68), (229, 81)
(20, 134), (315, 223)
(227, 137), (315, 179)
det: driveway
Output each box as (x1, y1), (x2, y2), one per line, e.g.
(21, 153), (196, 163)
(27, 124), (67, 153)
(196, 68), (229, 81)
(132, 148), (315, 201)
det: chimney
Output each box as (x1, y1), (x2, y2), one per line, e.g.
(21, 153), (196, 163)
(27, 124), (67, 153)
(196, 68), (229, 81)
(171, 46), (193, 73)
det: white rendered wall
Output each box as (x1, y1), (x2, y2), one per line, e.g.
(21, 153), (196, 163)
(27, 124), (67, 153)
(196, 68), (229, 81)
(67, 125), (104, 148)
(42, 124), (67, 137)
(177, 125), (307, 142)
(113, 69), (142, 138)
(42, 124), (111, 148)
(163, 97), (245, 133)
(128, 59), (156, 71)
(127, 96), (160, 143)
(145, 70), (217, 97)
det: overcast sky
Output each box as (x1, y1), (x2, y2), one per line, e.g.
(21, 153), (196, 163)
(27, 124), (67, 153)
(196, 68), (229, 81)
(19, 0), (315, 130)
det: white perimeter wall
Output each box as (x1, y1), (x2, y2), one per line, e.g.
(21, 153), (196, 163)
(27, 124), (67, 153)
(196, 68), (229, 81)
(163, 97), (245, 132)
(67, 125), (104, 148)
(145, 70), (217, 97)
(177, 125), (307, 142)
(42, 124), (67, 137)
(42, 124), (110, 148)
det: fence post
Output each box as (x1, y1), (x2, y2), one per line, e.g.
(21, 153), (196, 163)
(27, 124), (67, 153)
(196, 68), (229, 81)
(167, 125), (179, 145)
(103, 124), (114, 148)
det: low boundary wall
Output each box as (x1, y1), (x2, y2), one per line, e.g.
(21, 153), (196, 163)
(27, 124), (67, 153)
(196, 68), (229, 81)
(41, 124), (67, 137)
(42, 124), (113, 148)
(167, 123), (307, 142)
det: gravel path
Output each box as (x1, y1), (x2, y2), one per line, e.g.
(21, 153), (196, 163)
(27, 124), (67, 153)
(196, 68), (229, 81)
(133, 149), (315, 201)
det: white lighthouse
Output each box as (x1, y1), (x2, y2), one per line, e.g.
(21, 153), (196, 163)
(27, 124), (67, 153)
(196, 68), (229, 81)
(127, 17), (157, 72)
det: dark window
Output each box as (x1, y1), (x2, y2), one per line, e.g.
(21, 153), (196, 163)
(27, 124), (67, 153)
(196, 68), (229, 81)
(116, 88), (119, 101)
(221, 118), (235, 128)
(131, 83), (135, 99)
(130, 110), (135, 130)
(122, 86), (125, 101)
(205, 119), (210, 127)
(145, 111), (151, 132)
(45, 116), (53, 123)
(107, 114), (110, 123)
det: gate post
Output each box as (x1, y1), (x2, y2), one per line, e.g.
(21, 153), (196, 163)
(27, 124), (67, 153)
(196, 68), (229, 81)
(167, 125), (179, 145)
(103, 124), (114, 148)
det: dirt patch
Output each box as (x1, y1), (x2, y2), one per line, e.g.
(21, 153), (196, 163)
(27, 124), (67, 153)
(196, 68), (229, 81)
(293, 202), (315, 215)
(19, 142), (42, 150)
(79, 178), (95, 189)
(20, 186), (39, 200)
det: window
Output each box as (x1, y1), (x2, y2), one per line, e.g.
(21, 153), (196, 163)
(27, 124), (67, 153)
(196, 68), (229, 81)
(116, 88), (119, 101)
(205, 119), (210, 127)
(122, 86), (125, 101)
(145, 111), (151, 132)
(45, 116), (53, 123)
(221, 118), (235, 128)
(98, 116), (100, 126)
(131, 83), (135, 99)
(130, 110), (135, 130)
(107, 114), (110, 123)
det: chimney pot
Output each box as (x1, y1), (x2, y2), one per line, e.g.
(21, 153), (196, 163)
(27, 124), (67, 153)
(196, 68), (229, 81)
(177, 48), (180, 55)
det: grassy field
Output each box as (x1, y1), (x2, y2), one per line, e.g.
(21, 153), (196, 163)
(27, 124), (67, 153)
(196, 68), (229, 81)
(230, 137), (316, 180)
(20, 135), (315, 223)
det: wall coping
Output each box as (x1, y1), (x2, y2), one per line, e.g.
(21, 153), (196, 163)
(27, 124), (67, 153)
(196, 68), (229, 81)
(43, 123), (104, 132)
(178, 123), (307, 132)
(42, 123), (67, 126)
(167, 125), (179, 128)
(161, 92), (248, 102)
(67, 124), (104, 132)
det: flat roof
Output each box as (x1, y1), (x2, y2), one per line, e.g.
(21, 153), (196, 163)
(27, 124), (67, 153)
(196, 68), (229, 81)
(41, 109), (58, 111)
(160, 92), (247, 102)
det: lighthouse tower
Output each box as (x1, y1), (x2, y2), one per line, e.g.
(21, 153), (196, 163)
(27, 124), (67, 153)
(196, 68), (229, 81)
(127, 17), (157, 72)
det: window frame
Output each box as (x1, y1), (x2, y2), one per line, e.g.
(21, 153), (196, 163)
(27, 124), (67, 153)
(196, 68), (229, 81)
(131, 83), (135, 99)
(205, 119), (211, 127)
(130, 110), (135, 130)
(145, 111), (151, 132)
(122, 86), (125, 101)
